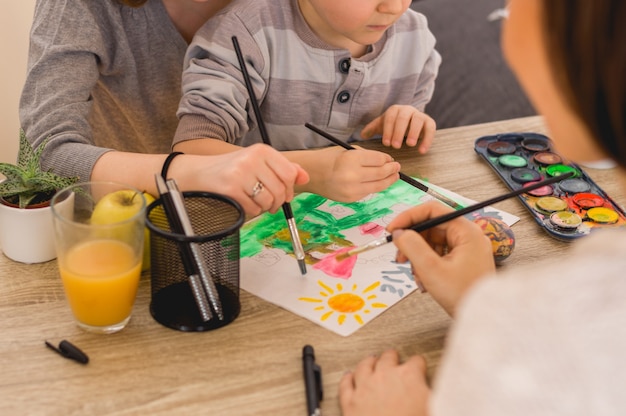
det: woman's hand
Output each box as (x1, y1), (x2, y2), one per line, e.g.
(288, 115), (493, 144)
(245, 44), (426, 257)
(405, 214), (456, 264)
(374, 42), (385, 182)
(172, 144), (309, 216)
(388, 201), (495, 316)
(339, 349), (430, 416)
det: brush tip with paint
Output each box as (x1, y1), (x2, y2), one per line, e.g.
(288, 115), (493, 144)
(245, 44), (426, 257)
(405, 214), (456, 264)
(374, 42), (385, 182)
(334, 235), (392, 262)
(334, 252), (349, 262)
(298, 258), (308, 275)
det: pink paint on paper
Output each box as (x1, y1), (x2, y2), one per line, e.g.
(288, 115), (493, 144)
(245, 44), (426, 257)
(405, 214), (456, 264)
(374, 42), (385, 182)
(359, 222), (384, 237)
(313, 247), (357, 279)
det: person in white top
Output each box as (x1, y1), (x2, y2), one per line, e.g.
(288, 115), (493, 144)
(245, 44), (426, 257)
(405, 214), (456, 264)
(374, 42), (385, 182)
(339, 1), (626, 415)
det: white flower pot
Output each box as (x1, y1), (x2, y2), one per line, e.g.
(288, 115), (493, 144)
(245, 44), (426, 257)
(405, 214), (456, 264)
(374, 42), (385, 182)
(0, 193), (74, 263)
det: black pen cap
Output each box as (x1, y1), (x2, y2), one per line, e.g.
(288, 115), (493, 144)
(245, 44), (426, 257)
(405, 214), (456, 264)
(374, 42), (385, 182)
(303, 344), (315, 358)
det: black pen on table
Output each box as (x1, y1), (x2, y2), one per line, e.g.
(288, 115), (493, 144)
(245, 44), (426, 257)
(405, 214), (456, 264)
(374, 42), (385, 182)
(232, 35), (307, 275)
(302, 345), (323, 416)
(304, 122), (463, 210)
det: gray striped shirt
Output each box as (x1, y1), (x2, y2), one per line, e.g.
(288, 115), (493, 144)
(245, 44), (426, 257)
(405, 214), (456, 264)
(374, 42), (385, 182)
(174, 0), (441, 150)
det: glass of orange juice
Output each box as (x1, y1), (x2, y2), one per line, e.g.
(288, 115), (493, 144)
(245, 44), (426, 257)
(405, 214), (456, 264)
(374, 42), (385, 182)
(51, 182), (146, 334)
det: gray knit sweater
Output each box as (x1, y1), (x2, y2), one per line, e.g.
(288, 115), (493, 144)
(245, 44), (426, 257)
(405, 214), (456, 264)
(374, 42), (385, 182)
(19, 0), (186, 182)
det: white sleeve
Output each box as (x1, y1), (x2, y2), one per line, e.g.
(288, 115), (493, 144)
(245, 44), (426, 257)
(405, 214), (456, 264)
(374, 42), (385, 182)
(429, 272), (589, 416)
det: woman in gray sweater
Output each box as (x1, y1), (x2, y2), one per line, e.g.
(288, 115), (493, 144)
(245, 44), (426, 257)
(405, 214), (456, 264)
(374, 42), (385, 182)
(19, 0), (308, 216)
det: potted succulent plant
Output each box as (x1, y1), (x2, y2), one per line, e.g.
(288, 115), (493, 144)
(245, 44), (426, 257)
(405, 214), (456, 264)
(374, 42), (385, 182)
(0, 130), (78, 263)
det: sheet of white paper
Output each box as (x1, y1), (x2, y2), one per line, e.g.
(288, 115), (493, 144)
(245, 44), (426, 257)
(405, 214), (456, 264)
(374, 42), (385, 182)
(240, 178), (519, 336)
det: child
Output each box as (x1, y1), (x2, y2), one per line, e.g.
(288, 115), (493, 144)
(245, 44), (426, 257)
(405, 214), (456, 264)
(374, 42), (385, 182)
(19, 0), (307, 216)
(173, 0), (440, 202)
(339, 0), (626, 414)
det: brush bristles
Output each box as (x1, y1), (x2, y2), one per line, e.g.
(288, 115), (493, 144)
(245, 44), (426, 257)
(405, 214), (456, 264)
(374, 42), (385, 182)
(335, 253), (350, 262)
(298, 259), (308, 274)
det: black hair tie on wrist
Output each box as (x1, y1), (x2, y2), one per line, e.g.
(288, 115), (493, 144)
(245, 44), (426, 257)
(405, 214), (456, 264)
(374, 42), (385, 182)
(161, 152), (184, 180)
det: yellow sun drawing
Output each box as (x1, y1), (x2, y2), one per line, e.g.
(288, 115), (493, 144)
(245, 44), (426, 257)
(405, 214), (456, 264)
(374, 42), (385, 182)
(299, 280), (388, 325)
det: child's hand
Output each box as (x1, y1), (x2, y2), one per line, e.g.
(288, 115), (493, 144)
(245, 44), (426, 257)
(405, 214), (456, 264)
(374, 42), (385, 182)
(339, 349), (430, 416)
(388, 201), (495, 316)
(300, 146), (401, 202)
(361, 105), (436, 153)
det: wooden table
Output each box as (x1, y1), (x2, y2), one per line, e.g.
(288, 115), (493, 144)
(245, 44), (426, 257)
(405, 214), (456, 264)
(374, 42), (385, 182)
(1, 116), (623, 415)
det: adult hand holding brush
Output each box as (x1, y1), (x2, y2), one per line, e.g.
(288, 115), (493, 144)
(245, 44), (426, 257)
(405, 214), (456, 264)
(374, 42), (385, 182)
(360, 172), (573, 316)
(389, 200), (495, 317)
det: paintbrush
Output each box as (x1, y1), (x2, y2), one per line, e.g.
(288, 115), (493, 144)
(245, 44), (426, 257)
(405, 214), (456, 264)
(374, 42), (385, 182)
(335, 171), (574, 261)
(232, 36), (307, 275)
(304, 122), (463, 210)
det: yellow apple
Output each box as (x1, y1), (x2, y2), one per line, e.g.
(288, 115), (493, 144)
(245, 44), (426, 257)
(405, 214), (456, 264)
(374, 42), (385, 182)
(91, 189), (145, 224)
(141, 192), (156, 270)
(91, 190), (155, 271)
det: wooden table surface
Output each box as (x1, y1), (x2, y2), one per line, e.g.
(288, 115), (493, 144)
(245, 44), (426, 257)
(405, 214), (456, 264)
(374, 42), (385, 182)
(1, 116), (624, 415)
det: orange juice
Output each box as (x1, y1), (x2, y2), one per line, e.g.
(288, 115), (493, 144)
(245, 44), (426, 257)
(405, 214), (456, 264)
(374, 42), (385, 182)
(59, 239), (142, 328)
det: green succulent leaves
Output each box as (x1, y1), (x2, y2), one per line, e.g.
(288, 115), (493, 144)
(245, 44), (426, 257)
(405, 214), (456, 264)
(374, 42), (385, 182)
(0, 130), (78, 208)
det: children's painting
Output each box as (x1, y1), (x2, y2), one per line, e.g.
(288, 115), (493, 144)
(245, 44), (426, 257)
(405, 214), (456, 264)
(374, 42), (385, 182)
(240, 178), (519, 336)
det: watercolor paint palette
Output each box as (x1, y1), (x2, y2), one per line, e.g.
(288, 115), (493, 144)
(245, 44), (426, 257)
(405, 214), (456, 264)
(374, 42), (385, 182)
(474, 132), (626, 241)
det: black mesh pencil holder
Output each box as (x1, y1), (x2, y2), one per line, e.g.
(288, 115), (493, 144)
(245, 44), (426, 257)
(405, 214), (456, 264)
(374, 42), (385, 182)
(146, 191), (245, 332)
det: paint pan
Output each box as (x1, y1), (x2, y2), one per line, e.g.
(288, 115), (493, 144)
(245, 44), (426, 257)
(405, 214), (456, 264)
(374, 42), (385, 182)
(521, 136), (550, 152)
(535, 196), (568, 214)
(511, 167), (541, 184)
(549, 211), (582, 230)
(587, 207), (619, 224)
(546, 164), (579, 177)
(524, 181), (554, 197)
(572, 193), (605, 209)
(487, 141), (516, 155)
(533, 151), (562, 165)
(558, 178), (591, 194)
(498, 154), (527, 168)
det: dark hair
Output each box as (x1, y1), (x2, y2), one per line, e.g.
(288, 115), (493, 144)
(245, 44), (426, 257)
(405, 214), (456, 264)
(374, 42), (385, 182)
(542, 1), (626, 167)
(116, 0), (148, 7)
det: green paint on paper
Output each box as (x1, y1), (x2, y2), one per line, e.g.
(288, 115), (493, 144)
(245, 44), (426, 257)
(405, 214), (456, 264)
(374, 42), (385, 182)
(240, 178), (451, 258)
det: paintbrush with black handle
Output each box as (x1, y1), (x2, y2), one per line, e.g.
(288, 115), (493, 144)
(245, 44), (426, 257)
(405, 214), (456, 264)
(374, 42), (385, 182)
(232, 35), (307, 275)
(336, 171), (574, 261)
(305, 122), (463, 210)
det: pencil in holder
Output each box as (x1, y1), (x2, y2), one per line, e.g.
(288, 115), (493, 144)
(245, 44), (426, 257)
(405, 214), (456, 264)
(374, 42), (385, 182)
(145, 191), (244, 331)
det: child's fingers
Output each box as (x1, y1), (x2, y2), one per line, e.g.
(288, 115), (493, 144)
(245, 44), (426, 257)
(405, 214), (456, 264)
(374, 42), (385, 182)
(378, 106), (409, 148)
(417, 116), (436, 154)
(361, 117), (383, 139)
(361, 106), (436, 152)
